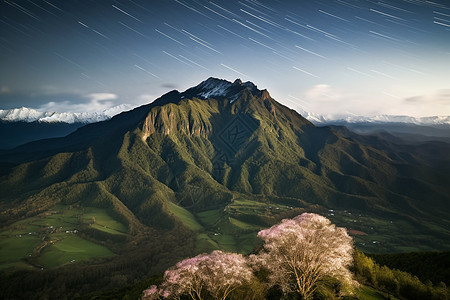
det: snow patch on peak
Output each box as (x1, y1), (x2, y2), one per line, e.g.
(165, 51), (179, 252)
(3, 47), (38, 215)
(233, 79), (242, 85)
(241, 81), (256, 90)
(197, 78), (233, 99)
(192, 77), (259, 103)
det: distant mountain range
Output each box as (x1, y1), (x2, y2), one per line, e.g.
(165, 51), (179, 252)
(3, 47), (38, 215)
(1, 77), (449, 298)
(2, 104), (449, 126)
(0, 105), (135, 149)
(297, 109), (450, 143)
(2, 99), (449, 149)
(301, 110), (450, 126)
(0, 105), (134, 123)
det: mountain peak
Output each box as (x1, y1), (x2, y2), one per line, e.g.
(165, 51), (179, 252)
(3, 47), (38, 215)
(183, 77), (260, 103)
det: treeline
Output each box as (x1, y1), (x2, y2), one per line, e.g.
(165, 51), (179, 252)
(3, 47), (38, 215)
(368, 251), (450, 286)
(92, 251), (450, 300)
(354, 250), (449, 300)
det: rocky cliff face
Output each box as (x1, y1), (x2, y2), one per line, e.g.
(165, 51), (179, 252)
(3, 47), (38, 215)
(139, 78), (285, 141)
(141, 101), (215, 141)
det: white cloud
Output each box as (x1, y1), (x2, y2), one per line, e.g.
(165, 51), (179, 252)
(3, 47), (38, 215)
(295, 85), (450, 118)
(305, 84), (340, 102)
(401, 89), (450, 116)
(405, 89), (450, 104)
(86, 93), (118, 102)
(296, 84), (353, 118)
(39, 92), (120, 113)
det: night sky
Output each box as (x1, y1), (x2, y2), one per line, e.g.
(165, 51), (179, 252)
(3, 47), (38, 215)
(1, 0), (449, 118)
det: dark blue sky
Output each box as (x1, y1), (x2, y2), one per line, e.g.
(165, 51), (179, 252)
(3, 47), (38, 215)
(1, 0), (449, 117)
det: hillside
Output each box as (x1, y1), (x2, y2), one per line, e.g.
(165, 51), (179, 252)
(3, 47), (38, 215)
(1, 77), (449, 298)
(0, 121), (85, 150)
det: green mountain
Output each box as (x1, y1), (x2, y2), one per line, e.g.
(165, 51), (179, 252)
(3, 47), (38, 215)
(1, 78), (449, 298)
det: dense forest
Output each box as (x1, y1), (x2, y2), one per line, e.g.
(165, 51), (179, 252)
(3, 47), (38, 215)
(368, 251), (450, 286)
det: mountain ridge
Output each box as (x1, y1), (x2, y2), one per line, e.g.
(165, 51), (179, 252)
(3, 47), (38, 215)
(1, 77), (449, 299)
(1, 77), (448, 227)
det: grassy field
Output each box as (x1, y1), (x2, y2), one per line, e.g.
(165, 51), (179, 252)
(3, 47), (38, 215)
(229, 217), (260, 230)
(38, 235), (114, 268)
(195, 233), (219, 251)
(167, 202), (203, 231)
(189, 198), (291, 253)
(0, 234), (40, 270)
(195, 204), (248, 252)
(0, 204), (125, 270)
(356, 285), (399, 300)
(81, 207), (128, 235)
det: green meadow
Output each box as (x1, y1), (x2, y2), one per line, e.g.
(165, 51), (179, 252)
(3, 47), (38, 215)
(356, 286), (399, 300)
(0, 204), (125, 270)
(38, 235), (114, 268)
(168, 197), (293, 253)
(81, 207), (128, 235)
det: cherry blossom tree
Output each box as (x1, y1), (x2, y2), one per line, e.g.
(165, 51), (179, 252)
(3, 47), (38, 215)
(160, 254), (208, 300)
(200, 250), (254, 300)
(255, 213), (356, 299)
(142, 285), (161, 300)
(143, 250), (254, 300)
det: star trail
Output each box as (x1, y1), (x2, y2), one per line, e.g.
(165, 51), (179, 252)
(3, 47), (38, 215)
(0, 0), (449, 117)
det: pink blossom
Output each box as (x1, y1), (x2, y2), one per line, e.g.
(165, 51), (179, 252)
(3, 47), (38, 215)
(256, 212), (357, 299)
(160, 290), (170, 298)
(151, 250), (254, 300)
(142, 285), (160, 300)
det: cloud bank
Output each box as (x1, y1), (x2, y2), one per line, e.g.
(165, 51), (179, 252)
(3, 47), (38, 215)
(39, 93), (120, 113)
(291, 85), (450, 118)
